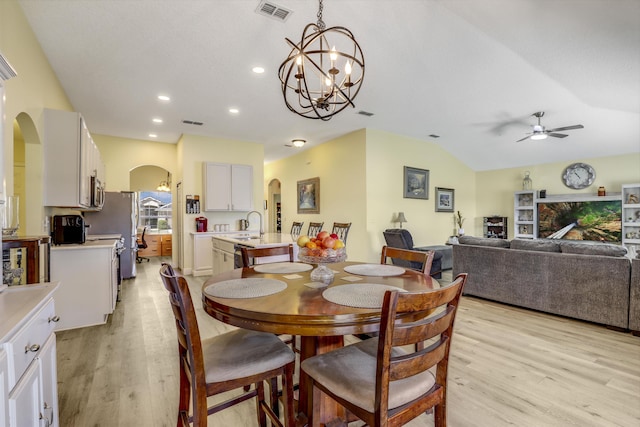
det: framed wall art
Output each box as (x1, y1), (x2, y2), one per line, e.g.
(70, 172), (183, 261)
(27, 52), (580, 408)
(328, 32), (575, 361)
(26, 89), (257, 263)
(297, 177), (320, 214)
(403, 166), (429, 200)
(435, 187), (455, 212)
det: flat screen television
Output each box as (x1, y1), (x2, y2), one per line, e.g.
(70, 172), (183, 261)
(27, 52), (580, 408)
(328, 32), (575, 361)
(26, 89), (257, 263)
(537, 200), (622, 242)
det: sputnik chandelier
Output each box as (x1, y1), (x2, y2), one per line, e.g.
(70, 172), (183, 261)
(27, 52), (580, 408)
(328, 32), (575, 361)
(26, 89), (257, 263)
(278, 0), (365, 121)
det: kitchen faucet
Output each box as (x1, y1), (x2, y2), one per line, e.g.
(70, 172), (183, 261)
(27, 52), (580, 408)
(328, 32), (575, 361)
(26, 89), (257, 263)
(246, 210), (264, 236)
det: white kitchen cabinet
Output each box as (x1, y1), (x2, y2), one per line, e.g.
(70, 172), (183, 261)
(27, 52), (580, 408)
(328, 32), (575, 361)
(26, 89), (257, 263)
(43, 108), (104, 209)
(50, 240), (118, 331)
(193, 233), (215, 276)
(1, 284), (60, 427)
(203, 162), (253, 211)
(1, 349), (8, 426)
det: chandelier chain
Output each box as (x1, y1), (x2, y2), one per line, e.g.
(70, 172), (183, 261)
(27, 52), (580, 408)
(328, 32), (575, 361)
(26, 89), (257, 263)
(316, 0), (325, 30)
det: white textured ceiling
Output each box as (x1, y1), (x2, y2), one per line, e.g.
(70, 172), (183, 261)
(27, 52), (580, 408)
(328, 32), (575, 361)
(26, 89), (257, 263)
(17, 0), (640, 170)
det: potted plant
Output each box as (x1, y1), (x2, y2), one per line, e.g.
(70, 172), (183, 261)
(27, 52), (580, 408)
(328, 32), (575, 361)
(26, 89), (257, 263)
(454, 211), (465, 236)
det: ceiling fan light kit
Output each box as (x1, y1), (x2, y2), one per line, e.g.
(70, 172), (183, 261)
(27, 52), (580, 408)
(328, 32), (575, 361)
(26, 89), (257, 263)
(278, 0), (365, 120)
(516, 111), (584, 142)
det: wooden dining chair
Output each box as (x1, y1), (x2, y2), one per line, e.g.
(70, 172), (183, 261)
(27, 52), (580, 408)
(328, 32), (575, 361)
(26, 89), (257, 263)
(240, 244), (294, 268)
(307, 222), (324, 237)
(381, 245), (435, 275)
(159, 263), (295, 427)
(331, 222), (352, 243)
(290, 221), (304, 235)
(239, 245), (298, 353)
(301, 273), (468, 427)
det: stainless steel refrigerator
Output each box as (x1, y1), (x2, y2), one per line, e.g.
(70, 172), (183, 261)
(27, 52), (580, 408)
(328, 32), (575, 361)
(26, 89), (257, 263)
(84, 191), (138, 278)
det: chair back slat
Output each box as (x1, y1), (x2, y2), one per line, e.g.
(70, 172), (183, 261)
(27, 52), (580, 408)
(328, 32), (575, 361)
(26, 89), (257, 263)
(307, 222), (324, 237)
(391, 306), (456, 347)
(290, 221), (304, 235)
(331, 222), (352, 243)
(381, 246), (434, 274)
(389, 336), (449, 381)
(240, 244), (294, 267)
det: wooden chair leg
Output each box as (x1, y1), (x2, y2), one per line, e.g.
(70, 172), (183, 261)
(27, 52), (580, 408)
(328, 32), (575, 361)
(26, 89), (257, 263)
(256, 381), (267, 427)
(282, 362), (296, 427)
(270, 377), (280, 418)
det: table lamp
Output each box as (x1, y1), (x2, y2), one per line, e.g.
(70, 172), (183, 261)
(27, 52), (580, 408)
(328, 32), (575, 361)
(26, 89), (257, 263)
(396, 212), (407, 229)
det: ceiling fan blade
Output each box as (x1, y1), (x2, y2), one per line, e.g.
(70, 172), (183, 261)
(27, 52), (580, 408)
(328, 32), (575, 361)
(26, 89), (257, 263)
(548, 124), (584, 132)
(547, 133), (568, 138)
(515, 135), (531, 142)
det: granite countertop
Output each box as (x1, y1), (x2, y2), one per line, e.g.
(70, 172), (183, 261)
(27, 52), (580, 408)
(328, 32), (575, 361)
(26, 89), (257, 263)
(213, 233), (298, 249)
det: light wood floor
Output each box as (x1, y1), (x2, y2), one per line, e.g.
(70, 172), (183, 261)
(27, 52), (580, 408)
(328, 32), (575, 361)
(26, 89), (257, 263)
(56, 257), (640, 426)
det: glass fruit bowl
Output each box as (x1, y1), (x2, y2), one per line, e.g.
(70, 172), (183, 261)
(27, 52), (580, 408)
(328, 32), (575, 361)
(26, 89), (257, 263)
(298, 247), (347, 284)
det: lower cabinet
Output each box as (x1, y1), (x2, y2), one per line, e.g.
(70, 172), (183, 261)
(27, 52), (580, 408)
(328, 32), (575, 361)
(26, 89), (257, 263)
(2, 289), (59, 427)
(193, 234), (214, 276)
(50, 242), (118, 331)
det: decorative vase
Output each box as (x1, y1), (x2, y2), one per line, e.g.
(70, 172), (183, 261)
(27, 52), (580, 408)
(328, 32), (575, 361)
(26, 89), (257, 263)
(457, 228), (465, 236)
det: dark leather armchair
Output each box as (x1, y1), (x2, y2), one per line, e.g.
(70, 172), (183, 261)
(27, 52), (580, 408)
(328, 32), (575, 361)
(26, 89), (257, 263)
(382, 229), (442, 278)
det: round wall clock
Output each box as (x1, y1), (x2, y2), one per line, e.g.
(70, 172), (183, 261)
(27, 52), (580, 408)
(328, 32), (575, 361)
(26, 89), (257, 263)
(562, 163), (596, 189)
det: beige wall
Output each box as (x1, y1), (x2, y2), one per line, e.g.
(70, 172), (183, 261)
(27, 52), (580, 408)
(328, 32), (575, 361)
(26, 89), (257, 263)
(365, 129), (476, 260)
(475, 153), (640, 238)
(1, 0), (72, 235)
(265, 130), (368, 260)
(179, 134), (264, 272)
(92, 134), (176, 192)
(265, 129), (477, 263)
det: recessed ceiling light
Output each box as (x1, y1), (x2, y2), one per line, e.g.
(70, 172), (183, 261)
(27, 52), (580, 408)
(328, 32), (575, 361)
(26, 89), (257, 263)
(157, 95), (170, 101)
(229, 108), (239, 114)
(149, 133), (158, 138)
(291, 139), (306, 147)
(252, 66), (265, 74)
(152, 118), (163, 123)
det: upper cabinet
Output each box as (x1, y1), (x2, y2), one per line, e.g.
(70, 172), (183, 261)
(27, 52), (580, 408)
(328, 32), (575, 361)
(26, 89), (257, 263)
(43, 109), (104, 209)
(203, 162), (253, 211)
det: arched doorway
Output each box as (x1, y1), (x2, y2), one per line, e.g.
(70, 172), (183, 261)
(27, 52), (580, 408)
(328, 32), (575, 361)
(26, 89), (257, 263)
(268, 179), (281, 233)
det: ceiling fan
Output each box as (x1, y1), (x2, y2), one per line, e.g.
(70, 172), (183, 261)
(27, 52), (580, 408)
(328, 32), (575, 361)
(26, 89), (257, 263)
(516, 112), (584, 142)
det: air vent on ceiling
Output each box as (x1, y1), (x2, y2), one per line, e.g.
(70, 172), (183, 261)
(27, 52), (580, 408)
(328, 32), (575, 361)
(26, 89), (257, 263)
(182, 120), (204, 126)
(429, 134), (440, 138)
(358, 111), (374, 117)
(255, 1), (292, 22)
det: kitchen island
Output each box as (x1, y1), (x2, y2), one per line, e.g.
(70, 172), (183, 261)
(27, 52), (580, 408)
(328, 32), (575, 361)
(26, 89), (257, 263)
(50, 239), (120, 331)
(211, 233), (300, 275)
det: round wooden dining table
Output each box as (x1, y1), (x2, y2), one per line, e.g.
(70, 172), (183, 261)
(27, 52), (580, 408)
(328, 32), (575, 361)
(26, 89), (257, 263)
(201, 261), (437, 426)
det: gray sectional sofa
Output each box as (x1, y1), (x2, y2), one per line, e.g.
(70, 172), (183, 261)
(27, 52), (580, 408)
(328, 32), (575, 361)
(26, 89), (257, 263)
(452, 236), (639, 332)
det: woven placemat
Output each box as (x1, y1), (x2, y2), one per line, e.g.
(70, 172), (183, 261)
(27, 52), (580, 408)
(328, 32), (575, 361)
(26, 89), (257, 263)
(343, 264), (405, 277)
(253, 262), (313, 274)
(322, 283), (406, 308)
(204, 278), (287, 299)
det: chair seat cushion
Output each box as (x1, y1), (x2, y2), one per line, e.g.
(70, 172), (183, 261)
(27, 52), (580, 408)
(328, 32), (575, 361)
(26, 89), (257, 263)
(301, 338), (435, 413)
(202, 329), (295, 383)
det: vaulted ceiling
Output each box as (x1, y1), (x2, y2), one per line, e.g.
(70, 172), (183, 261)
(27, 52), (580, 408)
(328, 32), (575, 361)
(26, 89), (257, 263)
(17, 0), (640, 170)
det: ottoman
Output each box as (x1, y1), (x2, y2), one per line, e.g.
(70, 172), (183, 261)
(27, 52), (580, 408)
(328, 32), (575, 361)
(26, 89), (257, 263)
(415, 245), (453, 270)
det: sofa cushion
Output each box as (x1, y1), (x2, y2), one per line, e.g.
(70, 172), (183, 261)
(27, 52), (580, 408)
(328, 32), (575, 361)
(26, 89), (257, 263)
(558, 241), (627, 257)
(458, 236), (510, 248)
(510, 239), (561, 253)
